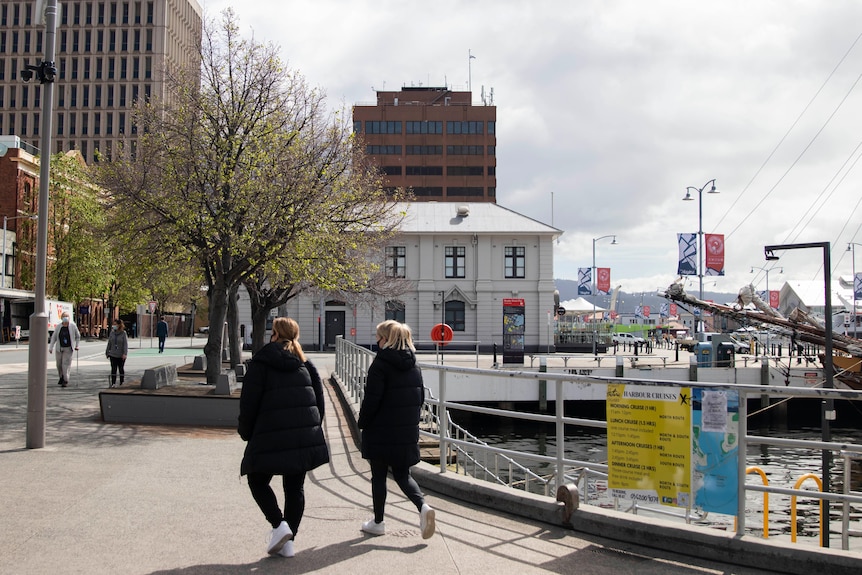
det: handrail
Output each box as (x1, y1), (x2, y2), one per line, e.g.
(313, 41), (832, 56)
(332, 336), (862, 549)
(745, 467), (770, 538)
(791, 473), (823, 545)
(420, 387), (550, 493)
(528, 354), (669, 368)
(841, 451), (862, 550)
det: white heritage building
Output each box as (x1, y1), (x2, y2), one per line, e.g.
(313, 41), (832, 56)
(238, 201), (561, 353)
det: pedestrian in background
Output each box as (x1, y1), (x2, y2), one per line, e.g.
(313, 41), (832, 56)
(358, 320), (436, 539)
(156, 316), (169, 353)
(49, 312), (80, 387)
(106, 319), (129, 387)
(238, 317), (329, 558)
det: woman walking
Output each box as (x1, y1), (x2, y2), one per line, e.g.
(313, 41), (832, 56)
(358, 320), (436, 539)
(105, 319), (128, 387)
(238, 317), (329, 558)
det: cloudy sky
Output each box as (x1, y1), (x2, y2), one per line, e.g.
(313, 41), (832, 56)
(202, 0), (862, 296)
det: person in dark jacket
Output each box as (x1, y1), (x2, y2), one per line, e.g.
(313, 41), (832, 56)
(105, 319), (129, 387)
(238, 317), (329, 558)
(156, 316), (169, 353)
(358, 320), (436, 539)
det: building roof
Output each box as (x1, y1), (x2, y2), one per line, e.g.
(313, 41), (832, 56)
(395, 202), (562, 236)
(560, 297), (605, 312)
(780, 280), (853, 310)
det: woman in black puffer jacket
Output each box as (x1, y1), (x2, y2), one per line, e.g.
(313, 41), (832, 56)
(238, 317), (329, 558)
(358, 320), (436, 539)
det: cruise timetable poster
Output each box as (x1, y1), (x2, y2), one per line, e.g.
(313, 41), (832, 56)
(607, 384), (691, 508)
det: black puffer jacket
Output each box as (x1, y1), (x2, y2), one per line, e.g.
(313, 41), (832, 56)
(358, 348), (424, 466)
(238, 342), (329, 475)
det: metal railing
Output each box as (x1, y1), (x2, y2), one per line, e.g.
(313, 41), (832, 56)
(333, 337), (862, 550)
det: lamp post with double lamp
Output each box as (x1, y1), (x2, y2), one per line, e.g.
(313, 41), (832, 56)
(750, 265), (782, 355)
(2, 213), (37, 288)
(682, 179), (718, 334)
(847, 243), (862, 338)
(764, 242), (834, 548)
(592, 234), (616, 357)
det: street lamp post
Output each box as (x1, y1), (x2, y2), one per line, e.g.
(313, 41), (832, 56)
(764, 242), (834, 548)
(592, 234), (616, 357)
(2, 213), (37, 288)
(26, 0), (58, 449)
(848, 243), (862, 338)
(682, 179), (718, 334)
(750, 265), (782, 355)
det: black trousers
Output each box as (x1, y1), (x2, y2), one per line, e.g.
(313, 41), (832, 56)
(247, 472), (307, 537)
(369, 458), (425, 523)
(109, 356), (125, 385)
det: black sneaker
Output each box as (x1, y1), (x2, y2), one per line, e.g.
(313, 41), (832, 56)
(58, 378), (64, 386)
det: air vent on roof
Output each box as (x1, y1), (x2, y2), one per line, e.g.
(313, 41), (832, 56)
(457, 206), (470, 217)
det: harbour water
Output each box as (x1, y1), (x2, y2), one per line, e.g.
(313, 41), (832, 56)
(452, 410), (862, 544)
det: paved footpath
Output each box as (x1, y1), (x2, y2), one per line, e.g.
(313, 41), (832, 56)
(0, 339), (782, 574)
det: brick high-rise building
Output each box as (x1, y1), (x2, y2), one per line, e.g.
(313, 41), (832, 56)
(0, 0), (202, 164)
(353, 87), (497, 202)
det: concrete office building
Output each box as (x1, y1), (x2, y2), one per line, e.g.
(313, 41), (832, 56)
(353, 87), (497, 203)
(0, 0), (202, 164)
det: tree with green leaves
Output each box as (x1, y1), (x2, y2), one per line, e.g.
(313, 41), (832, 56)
(97, 9), (405, 382)
(47, 151), (112, 305)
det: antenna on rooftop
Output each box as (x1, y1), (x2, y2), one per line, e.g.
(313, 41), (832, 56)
(468, 49), (476, 93)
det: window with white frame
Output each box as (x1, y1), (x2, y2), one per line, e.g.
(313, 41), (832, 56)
(385, 300), (405, 322)
(445, 246), (465, 278)
(504, 246), (525, 278)
(445, 300), (466, 331)
(385, 246), (406, 278)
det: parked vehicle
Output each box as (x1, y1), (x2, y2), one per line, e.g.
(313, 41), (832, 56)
(612, 332), (645, 345)
(677, 332), (750, 354)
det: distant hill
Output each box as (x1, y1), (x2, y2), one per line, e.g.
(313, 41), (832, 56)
(554, 279), (737, 315)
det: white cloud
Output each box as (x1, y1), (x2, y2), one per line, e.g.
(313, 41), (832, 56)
(202, 0), (862, 295)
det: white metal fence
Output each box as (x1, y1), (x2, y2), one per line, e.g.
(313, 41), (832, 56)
(333, 336), (862, 551)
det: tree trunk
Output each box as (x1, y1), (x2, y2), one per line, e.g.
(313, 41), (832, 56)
(227, 283), (242, 368)
(251, 305), (270, 355)
(204, 282), (229, 384)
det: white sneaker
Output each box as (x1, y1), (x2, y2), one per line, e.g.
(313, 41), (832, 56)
(278, 540), (295, 558)
(361, 518), (385, 535)
(267, 521), (293, 555)
(420, 504), (436, 539)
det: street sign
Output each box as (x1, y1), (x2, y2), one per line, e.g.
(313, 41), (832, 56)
(148, 300), (157, 314)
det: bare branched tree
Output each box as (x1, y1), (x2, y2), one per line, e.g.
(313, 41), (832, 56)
(96, 10), (405, 381)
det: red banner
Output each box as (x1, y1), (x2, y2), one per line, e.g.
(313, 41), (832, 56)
(597, 267), (611, 294)
(769, 290), (779, 309)
(705, 234), (725, 275)
(669, 303), (678, 317)
(642, 305), (650, 318)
